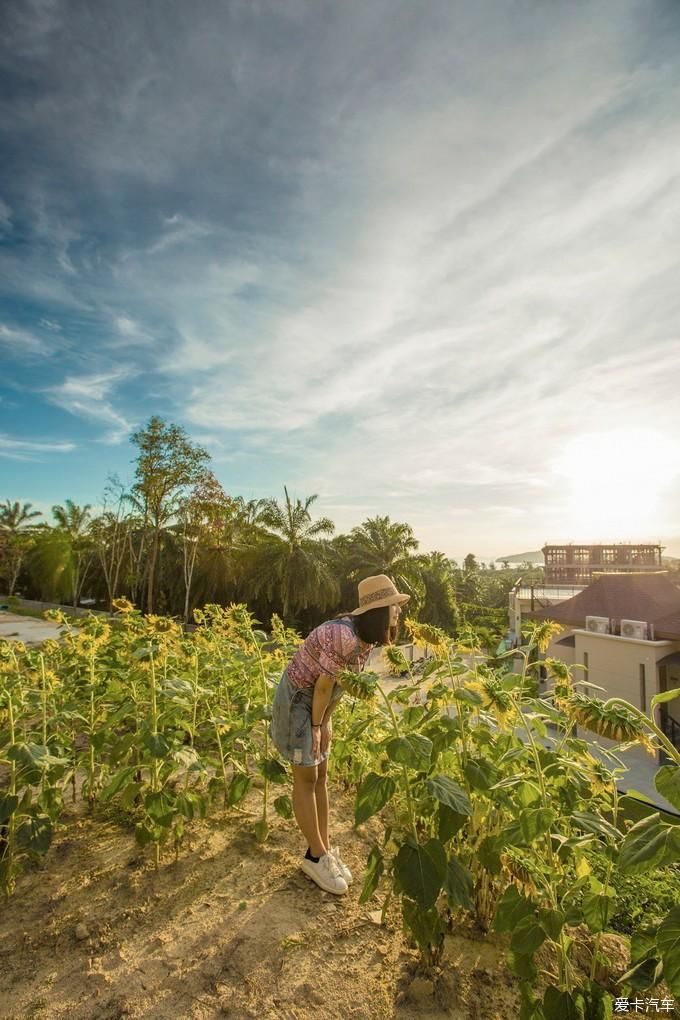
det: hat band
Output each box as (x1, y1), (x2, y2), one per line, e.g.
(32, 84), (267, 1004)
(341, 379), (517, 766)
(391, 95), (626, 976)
(358, 586), (397, 607)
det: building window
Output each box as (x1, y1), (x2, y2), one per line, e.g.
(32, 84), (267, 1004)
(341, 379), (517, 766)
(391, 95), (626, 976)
(640, 664), (646, 713)
(574, 547), (590, 563)
(546, 548), (566, 563)
(602, 548), (615, 563)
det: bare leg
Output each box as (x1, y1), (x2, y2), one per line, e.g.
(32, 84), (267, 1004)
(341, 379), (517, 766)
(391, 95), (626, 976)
(315, 758), (329, 848)
(291, 763), (326, 858)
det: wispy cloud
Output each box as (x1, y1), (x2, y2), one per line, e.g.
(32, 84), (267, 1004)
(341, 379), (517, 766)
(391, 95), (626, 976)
(0, 433), (76, 461)
(106, 313), (154, 348)
(146, 213), (214, 256)
(0, 322), (51, 356)
(41, 371), (133, 444)
(39, 317), (61, 331)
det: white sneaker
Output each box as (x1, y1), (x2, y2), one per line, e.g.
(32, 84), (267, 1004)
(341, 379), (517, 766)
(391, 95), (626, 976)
(329, 845), (353, 885)
(300, 852), (348, 895)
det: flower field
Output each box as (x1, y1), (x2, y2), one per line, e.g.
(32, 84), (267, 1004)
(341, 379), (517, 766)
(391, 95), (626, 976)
(1, 604), (679, 1020)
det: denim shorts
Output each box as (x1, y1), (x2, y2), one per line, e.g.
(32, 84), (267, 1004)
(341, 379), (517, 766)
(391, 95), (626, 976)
(269, 668), (344, 767)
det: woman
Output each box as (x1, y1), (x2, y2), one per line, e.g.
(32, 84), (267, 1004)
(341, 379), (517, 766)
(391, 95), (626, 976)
(269, 574), (410, 895)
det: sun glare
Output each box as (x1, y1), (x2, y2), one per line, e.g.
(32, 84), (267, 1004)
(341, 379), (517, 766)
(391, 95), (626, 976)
(550, 428), (679, 540)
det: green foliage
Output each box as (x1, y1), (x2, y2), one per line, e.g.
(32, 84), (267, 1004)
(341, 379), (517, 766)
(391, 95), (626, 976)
(2, 609), (679, 1011)
(589, 854), (680, 936)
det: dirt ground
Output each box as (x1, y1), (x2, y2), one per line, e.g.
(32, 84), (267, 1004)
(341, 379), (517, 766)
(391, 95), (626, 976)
(0, 775), (553, 1020)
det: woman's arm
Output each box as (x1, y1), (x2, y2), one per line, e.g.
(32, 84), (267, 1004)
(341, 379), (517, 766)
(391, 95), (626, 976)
(312, 674), (335, 725)
(321, 692), (342, 724)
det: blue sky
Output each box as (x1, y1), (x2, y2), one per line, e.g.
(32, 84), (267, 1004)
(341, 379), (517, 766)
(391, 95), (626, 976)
(2, 0), (680, 561)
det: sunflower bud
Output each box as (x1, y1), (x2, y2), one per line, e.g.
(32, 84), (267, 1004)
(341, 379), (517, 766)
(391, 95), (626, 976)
(404, 619), (450, 656)
(337, 668), (380, 702)
(384, 645), (410, 675)
(564, 694), (656, 755)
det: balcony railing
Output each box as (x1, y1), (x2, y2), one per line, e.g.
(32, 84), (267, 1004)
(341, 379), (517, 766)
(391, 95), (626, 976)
(660, 710), (680, 752)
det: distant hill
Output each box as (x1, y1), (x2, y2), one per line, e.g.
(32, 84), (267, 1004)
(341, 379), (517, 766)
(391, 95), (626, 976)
(495, 551), (544, 565)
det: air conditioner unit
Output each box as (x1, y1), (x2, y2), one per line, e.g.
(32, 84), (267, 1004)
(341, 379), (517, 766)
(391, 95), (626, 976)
(585, 615), (610, 634)
(620, 619), (648, 640)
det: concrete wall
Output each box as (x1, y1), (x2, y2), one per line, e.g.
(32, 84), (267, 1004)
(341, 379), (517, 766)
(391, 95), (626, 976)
(544, 629), (679, 714)
(547, 638), (576, 668)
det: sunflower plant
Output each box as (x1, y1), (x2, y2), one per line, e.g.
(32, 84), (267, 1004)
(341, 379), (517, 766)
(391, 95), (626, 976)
(0, 640), (67, 896)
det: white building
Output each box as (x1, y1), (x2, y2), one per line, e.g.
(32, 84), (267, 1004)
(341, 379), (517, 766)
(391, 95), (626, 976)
(527, 573), (680, 758)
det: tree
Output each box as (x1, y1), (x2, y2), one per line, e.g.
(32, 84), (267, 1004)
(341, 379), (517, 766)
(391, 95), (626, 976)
(0, 500), (43, 595)
(416, 551), (459, 632)
(51, 499), (95, 607)
(173, 472), (232, 622)
(347, 515), (423, 610)
(231, 496), (270, 529)
(129, 417), (210, 614)
(89, 477), (134, 612)
(463, 552), (478, 573)
(247, 486), (339, 625)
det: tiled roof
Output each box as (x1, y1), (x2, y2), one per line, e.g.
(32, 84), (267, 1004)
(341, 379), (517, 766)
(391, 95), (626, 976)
(531, 573), (680, 637)
(653, 611), (680, 640)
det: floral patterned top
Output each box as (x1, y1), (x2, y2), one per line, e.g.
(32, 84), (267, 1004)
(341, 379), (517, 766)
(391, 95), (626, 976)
(286, 616), (374, 689)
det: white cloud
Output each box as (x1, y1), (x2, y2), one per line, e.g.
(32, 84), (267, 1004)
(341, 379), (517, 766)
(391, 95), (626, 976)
(0, 433), (76, 461)
(146, 214), (214, 256)
(0, 323), (51, 356)
(107, 314), (154, 347)
(39, 317), (61, 331)
(42, 371), (133, 444)
(115, 316), (140, 337)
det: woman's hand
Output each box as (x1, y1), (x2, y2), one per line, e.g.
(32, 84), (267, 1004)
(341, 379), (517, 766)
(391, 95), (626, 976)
(320, 718), (332, 754)
(311, 725), (322, 761)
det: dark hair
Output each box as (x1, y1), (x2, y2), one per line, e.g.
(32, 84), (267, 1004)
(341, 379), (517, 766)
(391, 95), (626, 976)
(352, 605), (395, 646)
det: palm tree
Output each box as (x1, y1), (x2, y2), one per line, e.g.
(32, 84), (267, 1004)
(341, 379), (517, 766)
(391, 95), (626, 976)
(51, 499), (95, 607)
(232, 496), (270, 529)
(346, 515), (424, 607)
(0, 500), (43, 595)
(247, 486), (339, 625)
(345, 515), (425, 621)
(416, 550), (460, 632)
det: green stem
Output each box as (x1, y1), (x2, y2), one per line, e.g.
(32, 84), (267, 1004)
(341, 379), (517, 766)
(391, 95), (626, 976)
(253, 634), (270, 826)
(184, 649), (200, 795)
(209, 704), (230, 809)
(589, 782), (618, 982)
(446, 647), (471, 772)
(149, 653), (161, 869)
(88, 652), (96, 806)
(4, 691), (17, 893)
(511, 650), (572, 990)
(191, 649), (199, 745)
(39, 653), (48, 797)
(376, 683), (418, 841)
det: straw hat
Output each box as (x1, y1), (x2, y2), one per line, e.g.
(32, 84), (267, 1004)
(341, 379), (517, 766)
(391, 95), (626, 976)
(351, 574), (411, 615)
